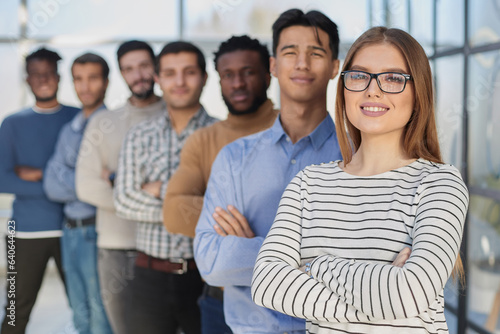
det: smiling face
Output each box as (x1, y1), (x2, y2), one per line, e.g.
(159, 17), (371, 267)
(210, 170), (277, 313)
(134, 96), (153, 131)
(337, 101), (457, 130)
(344, 43), (415, 140)
(270, 25), (339, 105)
(26, 59), (59, 103)
(155, 51), (206, 111)
(217, 49), (270, 115)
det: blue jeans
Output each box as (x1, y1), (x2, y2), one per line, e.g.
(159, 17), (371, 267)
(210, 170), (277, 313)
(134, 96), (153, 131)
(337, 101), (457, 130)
(199, 285), (232, 334)
(61, 222), (112, 334)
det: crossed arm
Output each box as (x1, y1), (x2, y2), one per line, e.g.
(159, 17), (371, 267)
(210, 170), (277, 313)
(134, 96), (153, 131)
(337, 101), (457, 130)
(163, 134), (206, 237)
(216, 205), (408, 266)
(0, 122), (45, 196)
(44, 130), (78, 202)
(194, 149), (265, 287)
(195, 152), (411, 291)
(113, 128), (164, 222)
(251, 171), (468, 323)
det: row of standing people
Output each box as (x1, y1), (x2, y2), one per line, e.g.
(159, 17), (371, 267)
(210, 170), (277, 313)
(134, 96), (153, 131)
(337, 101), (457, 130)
(0, 9), (289, 333)
(0, 7), (468, 334)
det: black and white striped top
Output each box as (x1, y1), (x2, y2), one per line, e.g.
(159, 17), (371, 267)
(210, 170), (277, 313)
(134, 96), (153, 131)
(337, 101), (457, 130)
(252, 159), (468, 334)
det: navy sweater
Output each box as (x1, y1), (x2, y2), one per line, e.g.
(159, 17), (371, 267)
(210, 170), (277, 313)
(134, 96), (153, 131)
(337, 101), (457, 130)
(0, 105), (79, 233)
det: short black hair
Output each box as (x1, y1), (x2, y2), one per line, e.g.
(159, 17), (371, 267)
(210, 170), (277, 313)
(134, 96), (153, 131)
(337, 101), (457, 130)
(272, 9), (339, 59)
(116, 40), (155, 69)
(25, 47), (62, 74)
(156, 41), (206, 75)
(213, 35), (270, 73)
(72, 52), (110, 79)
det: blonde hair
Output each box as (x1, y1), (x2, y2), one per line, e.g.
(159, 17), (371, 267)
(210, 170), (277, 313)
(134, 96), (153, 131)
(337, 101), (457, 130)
(334, 26), (464, 282)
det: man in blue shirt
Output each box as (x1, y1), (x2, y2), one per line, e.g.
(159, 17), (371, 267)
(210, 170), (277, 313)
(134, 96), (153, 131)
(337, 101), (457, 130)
(44, 53), (112, 334)
(0, 48), (79, 333)
(194, 9), (342, 334)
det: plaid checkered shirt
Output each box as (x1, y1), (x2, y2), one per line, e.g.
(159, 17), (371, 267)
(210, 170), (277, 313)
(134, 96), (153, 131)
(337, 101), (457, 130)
(114, 106), (217, 259)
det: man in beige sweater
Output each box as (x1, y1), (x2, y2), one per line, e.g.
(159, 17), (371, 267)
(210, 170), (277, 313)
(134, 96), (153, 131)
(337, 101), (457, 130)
(75, 40), (165, 334)
(163, 35), (277, 334)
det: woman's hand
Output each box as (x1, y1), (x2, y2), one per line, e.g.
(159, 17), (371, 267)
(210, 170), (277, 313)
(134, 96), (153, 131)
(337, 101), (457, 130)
(392, 247), (411, 267)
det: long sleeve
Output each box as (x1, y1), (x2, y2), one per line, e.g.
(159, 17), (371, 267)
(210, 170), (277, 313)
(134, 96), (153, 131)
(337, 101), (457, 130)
(309, 168), (468, 320)
(253, 166), (469, 323)
(75, 116), (115, 210)
(252, 173), (346, 322)
(163, 133), (205, 237)
(194, 148), (265, 287)
(0, 118), (45, 197)
(44, 128), (77, 203)
(114, 127), (163, 222)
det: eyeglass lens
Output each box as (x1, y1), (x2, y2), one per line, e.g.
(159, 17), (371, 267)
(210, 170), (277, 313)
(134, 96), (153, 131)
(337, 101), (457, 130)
(344, 71), (407, 93)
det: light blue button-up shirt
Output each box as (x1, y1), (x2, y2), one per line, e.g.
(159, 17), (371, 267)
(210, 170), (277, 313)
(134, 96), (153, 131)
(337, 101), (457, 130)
(44, 106), (105, 220)
(194, 114), (342, 334)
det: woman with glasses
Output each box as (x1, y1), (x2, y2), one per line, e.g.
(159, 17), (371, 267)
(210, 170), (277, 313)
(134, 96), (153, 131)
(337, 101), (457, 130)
(251, 26), (468, 333)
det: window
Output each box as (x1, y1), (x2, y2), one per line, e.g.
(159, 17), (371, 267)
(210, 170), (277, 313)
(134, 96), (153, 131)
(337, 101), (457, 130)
(468, 50), (500, 191)
(0, 0), (20, 37)
(469, 0), (500, 47)
(26, 0), (179, 39)
(437, 0), (464, 51)
(435, 55), (464, 168)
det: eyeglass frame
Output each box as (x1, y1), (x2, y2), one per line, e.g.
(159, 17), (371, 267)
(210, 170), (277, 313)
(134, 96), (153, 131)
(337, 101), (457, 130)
(340, 70), (412, 94)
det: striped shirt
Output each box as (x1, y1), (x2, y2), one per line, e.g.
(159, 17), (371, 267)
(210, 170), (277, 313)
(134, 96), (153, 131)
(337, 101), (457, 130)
(114, 107), (216, 258)
(252, 159), (468, 334)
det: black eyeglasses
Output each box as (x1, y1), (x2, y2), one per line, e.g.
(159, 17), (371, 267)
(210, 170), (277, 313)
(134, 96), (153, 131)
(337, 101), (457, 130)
(341, 70), (412, 94)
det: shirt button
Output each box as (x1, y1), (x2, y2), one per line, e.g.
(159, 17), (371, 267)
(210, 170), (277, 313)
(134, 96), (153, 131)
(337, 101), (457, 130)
(291, 159), (296, 165)
(286, 137), (291, 142)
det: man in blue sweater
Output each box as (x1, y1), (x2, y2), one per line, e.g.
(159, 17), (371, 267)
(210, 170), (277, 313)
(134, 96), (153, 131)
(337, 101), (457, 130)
(0, 47), (79, 333)
(44, 53), (112, 334)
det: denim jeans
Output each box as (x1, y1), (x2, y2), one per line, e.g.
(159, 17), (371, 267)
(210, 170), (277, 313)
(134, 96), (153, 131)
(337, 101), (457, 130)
(198, 286), (233, 334)
(98, 248), (137, 334)
(61, 223), (112, 334)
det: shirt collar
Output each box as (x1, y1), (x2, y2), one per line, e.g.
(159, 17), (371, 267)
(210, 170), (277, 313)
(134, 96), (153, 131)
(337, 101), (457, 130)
(309, 113), (335, 150)
(269, 112), (335, 150)
(269, 115), (287, 144)
(71, 104), (106, 132)
(32, 104), (62, 114)
(162, 105), (209, 128)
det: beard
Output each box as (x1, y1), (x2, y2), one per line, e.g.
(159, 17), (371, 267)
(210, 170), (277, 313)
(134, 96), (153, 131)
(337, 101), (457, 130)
(129, 78), (155, 100)
(223, 92), (267, 116)
(34, 92), (57, 103)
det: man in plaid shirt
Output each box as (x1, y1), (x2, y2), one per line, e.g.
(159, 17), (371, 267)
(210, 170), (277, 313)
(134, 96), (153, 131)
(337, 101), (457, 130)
(114, 41), (217, 334)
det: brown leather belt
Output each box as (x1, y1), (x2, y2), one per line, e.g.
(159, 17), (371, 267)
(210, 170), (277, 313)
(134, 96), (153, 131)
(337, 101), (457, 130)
(135, 251), (197, 275)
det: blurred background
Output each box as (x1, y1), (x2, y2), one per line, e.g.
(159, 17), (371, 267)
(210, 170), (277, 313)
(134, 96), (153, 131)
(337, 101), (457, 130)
(0, 0), (499, 333)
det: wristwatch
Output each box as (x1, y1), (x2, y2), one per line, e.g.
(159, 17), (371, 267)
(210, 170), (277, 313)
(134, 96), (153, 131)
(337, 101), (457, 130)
(305, 262), (312, 278)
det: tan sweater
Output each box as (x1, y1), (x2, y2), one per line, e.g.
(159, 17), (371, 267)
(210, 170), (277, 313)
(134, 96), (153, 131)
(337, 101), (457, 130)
(163, 99), (278, 237)
(76, 98), (166, 249)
